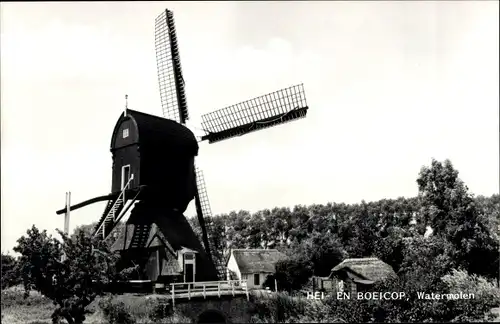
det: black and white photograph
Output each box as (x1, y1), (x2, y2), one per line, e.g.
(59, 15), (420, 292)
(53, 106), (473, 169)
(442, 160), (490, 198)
(1, 1), (499, 323)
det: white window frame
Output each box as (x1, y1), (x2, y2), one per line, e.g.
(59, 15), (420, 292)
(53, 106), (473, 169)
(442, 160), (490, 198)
(122, 128), (129, 138)
(121, 165), (131, 189)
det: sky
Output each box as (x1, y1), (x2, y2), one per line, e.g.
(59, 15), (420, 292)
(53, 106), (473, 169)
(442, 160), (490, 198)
(1, 1), (498, 253)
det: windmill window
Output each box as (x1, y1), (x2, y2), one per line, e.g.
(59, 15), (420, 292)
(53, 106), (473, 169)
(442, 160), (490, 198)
(123, 128), (129, 138)
(121, 165), (131, 189)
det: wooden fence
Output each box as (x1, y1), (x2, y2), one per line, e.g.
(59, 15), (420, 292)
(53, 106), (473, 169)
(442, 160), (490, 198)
(169, 280), (249, 306)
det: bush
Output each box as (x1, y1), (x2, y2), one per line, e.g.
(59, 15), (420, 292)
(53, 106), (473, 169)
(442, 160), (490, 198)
(249, 292), (305, 322)
(1, 288), (52, 309)
(98, 296), (134, 324)
(148, 301), (173, 322)
(249, 292), (342, 323)
(324, 296), (376, 323)
(441, 269), (500, 322)
(1, 253), (21, 289)
(323, 268), (500, 323)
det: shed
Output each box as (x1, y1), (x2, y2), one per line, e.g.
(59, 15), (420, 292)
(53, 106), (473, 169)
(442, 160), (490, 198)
(329, 257), (396, 294)
(226, 249), (287, 289)
(109, 109), (199, 212)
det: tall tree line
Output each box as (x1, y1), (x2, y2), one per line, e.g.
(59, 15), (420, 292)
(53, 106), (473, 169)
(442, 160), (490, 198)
(191, 159), (499, 281)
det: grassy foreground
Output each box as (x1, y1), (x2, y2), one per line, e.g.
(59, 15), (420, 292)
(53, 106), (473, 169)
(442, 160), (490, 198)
(1, 285), (55, 324)
(0, 285), (190, 324)
(2, 285), (499, 324)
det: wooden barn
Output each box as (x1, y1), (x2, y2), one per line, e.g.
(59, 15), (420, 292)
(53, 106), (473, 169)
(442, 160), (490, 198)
(328, 257), (396, 294)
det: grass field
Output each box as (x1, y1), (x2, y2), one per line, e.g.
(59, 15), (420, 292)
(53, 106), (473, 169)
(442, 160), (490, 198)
(1, 286), (55, 324)
(0, 285), (191, 324)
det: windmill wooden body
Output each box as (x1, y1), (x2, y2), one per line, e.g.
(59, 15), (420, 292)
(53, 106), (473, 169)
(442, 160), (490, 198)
(56, 8), (309, 288)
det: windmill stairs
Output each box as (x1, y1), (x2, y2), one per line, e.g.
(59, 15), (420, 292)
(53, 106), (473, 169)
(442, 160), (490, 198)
(93, 176), (142, 240)
(129, 224), (153, 249)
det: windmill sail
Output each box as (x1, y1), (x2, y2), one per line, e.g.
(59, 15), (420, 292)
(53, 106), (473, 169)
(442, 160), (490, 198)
(155, 9), (189, 123)
(194, 167), (226, 280)
(155, 8), (222, 279)
(200, 84), (309, 143)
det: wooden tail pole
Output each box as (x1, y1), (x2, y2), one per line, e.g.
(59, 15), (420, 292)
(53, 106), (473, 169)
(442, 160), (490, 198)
(64, 192), (71, 234)
(61, 191), (71, 262)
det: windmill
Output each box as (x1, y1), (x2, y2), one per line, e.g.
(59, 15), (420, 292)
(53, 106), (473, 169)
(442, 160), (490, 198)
(56, 8), (309, 287)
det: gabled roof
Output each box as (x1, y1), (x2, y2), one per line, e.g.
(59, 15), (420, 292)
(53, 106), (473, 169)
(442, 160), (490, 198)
(330, 257), (396, 282)
(179, 247), (198, 254)
(230, 249), (287, 274)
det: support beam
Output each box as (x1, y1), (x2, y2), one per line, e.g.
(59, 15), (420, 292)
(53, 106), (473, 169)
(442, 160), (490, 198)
(56, 193), (118, 215)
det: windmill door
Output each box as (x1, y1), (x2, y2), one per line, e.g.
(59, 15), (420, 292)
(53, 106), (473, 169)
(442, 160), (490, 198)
(183, 252), (196, 283)
(185, 264), (194, 282)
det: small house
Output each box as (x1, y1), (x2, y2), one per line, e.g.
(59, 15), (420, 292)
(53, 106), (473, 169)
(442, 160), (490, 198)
(329, 257), (396, 294)
(226, 249), (287, 289)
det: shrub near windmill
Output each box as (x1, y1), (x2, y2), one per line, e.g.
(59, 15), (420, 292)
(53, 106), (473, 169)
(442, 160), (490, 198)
(56, 8), (310, 291)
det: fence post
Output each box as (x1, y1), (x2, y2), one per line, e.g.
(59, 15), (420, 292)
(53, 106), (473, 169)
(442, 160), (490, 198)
(218, 281), (221, 298)
(171, 284), (175, 307)
(203, 284), (206, 299)
(188, 283), (191, 300)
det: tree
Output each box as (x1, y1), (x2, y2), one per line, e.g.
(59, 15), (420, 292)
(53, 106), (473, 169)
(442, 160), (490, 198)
(267, 207), (293, 247)
(398, 235), (454, 283)
(14, 225), (123, 324)
(296, 231), (347, 277)
(225, 210), (253, 249)
(1, 252), (21, 289)
(341, 201), (379, 258)
(72, 221), (125, 249)
(264, 257), (313, 292)
(373, 226), (406, 273)
(475, 194), (500, 243)
(416, 159), (499, 279)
